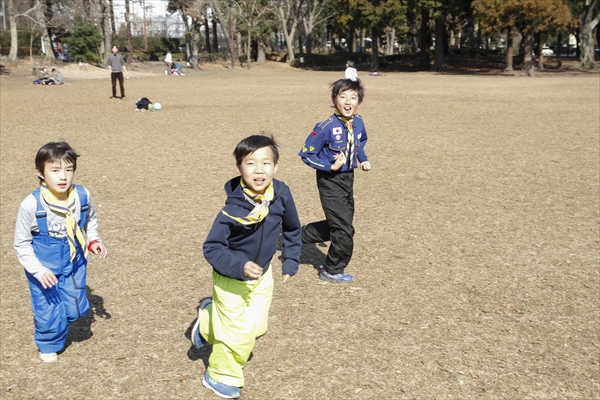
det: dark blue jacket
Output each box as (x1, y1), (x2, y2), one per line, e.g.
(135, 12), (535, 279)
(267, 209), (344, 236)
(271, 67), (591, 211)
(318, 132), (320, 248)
(203, 177), (302, 280)
(299, 113), (369, 172)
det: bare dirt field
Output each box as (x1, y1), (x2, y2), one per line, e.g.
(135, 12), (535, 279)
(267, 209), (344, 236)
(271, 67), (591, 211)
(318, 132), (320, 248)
(1, 59), (599, 400)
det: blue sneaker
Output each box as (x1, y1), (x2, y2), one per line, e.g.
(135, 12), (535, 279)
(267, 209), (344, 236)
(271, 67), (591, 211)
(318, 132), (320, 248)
(318, 266), (354, 283)
(191, 298), (212, 348)
(202, 371), (240, 399)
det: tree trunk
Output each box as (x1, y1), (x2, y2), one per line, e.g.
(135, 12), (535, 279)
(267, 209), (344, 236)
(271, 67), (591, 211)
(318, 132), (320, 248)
(257, 38), (266, 63)
(370, 26), (379, 72)
(504, 26), (513, 71)
(385, 27), (395, 55)
(124, 0), (132, 63)
(419, 8), (430, 70)
(577, 0), (599, 69)
(205, 19), (211, 52)
(7, 0), (18, 61)
(306, 32), (313, 54)
(432, 18), (444, 71)
(212, 19), (218, 52)
(99, 0), (112, 64)
(520, 31), (535, 76)
(191, 18), (201, 69)
(109, 0), (117, 45)
(246, 31), (251, 69)
(537, 31), (544, 71)
(347, 26), (354, 53)
(556, 32), (562, 60)
(34, 0), (54, 60)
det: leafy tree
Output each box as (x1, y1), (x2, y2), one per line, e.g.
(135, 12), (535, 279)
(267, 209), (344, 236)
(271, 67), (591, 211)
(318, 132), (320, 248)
(474, 0), (572, 76)
(65, 14), (103, 63)
(236, 0), (270, 69)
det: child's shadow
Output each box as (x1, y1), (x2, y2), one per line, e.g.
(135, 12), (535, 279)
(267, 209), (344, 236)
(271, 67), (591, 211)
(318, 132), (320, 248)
(185, 297), (212, 368)
(277, 232), (327, 271)
(63, 286), (111, 350)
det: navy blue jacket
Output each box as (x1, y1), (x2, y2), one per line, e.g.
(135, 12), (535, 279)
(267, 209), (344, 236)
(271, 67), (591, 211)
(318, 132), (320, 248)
(299, 113), (369, 172)
(203, 177), (302, 280)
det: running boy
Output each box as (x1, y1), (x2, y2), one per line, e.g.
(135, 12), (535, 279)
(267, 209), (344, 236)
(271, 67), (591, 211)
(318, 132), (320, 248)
(299, 78), (371, 283)
(191, 135), (301, 399)
(14, 141), (108, 362)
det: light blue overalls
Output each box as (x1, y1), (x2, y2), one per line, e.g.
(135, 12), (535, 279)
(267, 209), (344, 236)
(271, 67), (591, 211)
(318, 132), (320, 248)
(26, 185), (91, 353)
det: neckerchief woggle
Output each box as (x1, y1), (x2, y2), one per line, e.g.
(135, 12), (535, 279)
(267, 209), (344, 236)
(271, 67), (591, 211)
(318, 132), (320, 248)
(221, 178), (274, 225)
(40, 182), (88, 260)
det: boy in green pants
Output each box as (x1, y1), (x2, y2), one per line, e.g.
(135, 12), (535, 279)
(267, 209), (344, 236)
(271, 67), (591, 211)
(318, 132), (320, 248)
(191, 135), (302, 399)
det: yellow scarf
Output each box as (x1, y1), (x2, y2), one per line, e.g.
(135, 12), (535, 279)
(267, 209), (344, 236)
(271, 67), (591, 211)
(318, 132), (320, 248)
(335, 111), (354, 166)
(40, 182), (88, 260)
(221, 178), (274, 225)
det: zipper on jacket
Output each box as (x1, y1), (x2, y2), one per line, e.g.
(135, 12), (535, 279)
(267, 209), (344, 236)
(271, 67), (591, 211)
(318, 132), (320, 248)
(252, 222), (265, 263)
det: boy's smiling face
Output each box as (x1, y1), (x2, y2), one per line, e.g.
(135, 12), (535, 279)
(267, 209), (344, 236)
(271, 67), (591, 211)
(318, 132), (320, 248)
(36, 160), (74, 200)
(333, 89), (361, 119)
(237, 146), (278, 195)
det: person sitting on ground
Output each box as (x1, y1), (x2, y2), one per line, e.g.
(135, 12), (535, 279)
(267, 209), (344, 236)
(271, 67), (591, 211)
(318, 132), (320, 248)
(51, 68), (64, 85)
(33, 67), (52, 85)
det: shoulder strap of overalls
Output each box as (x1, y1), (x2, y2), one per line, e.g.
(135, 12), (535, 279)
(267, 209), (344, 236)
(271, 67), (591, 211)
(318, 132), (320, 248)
(73, 184), (89, 229)
(32, 188), (48, 235)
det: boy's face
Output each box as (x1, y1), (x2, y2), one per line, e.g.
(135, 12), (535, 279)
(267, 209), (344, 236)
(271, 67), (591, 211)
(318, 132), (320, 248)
(112, 46), (118, 54)
(333, 89), (361, 119)
(36, 160), (75, 200)
(237, 146), (278, 195)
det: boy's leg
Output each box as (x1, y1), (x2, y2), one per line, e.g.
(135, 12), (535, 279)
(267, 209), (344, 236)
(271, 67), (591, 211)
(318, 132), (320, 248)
(117, 72), (125, 97)
(200, 266), (273, 343)
(249, 265), (274, 338)
(317, 171), (355, 275)
(26, 272), (69, 354)
(59, 257), (90, 323)
(111, 73), (118, 97)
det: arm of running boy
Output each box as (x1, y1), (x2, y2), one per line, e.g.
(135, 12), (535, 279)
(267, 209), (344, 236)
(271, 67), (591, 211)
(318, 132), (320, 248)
(357, 125), (370, 171)
(84, 191), (108, 258)
(280, 184), (302, 283)
(14, 196), (52, 283)
(203, 213), (253, 281)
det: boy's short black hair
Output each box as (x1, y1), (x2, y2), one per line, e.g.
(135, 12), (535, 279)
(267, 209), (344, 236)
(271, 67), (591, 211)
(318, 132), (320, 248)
(234, 135), (279, 165)
(346, 60), (355, 68)
(331, 78), (365, 103)
(35, 141), (79, 177)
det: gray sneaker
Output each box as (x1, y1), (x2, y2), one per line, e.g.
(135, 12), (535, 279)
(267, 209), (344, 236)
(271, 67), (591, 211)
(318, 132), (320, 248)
(318, 266), (354, 283)
(202, 371), (240, 398)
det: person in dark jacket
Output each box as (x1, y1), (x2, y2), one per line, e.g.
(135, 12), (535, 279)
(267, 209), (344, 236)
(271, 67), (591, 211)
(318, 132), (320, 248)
(191, 135), (301, 399)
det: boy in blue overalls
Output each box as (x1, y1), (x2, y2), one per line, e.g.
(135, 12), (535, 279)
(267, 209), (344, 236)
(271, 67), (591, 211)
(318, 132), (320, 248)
(191, 135), (302, 399)
(299, 79), (372, 283)
(14, 141), (108, 362)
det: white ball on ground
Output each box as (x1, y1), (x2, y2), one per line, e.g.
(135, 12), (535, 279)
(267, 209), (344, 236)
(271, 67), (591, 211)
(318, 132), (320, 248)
(153, 103), (162, 110)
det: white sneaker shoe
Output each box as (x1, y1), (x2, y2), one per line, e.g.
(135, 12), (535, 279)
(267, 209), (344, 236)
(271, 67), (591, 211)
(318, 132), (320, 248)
(39, 352), (58, 362)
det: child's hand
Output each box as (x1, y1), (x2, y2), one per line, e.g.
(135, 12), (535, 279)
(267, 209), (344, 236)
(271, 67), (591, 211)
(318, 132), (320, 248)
(243, 261), (262, 280)
(360, 161), (372, 171)
(331, 152), (347, 171)
(89, 241), (108, 258)
(40, 270), (58, 289)
(282, 274), (292, 284)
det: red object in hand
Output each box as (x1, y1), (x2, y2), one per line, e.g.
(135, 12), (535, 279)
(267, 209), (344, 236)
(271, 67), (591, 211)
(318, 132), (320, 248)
(88, 240), (100, 252)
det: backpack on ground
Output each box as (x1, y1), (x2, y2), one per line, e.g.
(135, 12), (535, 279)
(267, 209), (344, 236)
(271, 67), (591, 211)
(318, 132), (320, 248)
(135, 97), (152, 110)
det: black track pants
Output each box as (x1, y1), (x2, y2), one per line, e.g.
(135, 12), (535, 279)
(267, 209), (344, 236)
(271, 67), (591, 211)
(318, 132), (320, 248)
(302, 170), (355, 275)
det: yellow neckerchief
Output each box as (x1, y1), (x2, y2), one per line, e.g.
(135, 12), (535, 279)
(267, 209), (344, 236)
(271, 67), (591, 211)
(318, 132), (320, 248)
(221, 178), (274, 225)
(40, 182), (88, 260)
(335, 111), (355, 165)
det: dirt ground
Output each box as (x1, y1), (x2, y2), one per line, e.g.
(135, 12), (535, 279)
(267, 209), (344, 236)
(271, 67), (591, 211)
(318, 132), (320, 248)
(1, 58), (599, 400)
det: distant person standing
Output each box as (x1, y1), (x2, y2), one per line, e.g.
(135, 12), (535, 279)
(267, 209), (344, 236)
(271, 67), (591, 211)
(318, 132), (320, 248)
(164, 50), (172, 74)
(345, 60), (358, 81)
(107, 45), (128, 100)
